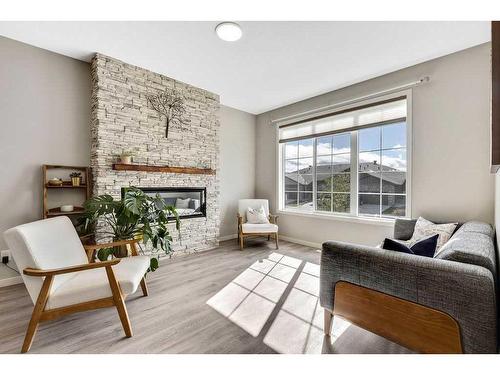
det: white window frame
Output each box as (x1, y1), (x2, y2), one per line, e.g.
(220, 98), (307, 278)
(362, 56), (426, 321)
(276, 90), (412, 223)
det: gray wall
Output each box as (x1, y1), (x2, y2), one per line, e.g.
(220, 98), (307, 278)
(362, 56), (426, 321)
(219, 105), (256, 237)
(256, 42), (494, 246)
(0, 36), (92, 257)
(0, 36), (256, 280)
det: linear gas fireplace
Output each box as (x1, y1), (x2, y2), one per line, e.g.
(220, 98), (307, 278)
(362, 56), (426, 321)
(122, 187), (207, 219)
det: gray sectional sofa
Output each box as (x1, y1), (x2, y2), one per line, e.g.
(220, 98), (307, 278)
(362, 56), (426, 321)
(319, 219), (498, 353)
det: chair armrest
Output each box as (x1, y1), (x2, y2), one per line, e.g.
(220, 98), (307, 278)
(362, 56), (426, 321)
(83, 238), (140, 251)
(269, 214), (279, 224)
(320, 240), (497, 353)
(237, 213), (243, 225)
(23, 259), (121, 277)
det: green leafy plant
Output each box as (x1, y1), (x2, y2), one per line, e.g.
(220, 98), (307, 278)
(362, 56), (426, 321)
(69, 172), (82, 178)
(81, 187), (180, 271)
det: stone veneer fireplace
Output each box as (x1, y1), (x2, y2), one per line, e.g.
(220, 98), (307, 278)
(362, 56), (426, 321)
(90, 53), (220, 256)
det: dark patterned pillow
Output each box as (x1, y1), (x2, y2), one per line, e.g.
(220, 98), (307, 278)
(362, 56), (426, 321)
(382, 234), (439, 258)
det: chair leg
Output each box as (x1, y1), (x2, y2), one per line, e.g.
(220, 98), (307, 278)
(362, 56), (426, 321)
(239, 233), (244, 250)
(275, 232), (279, 249)
(324, 309), (333, 336)
(267, 235), (270, 241)
(105, 266), (133, 337)
(22, 275), (53, 353)
(140, 277), (149, 297)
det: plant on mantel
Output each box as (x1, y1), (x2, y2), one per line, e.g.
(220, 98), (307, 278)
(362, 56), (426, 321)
(80, 187), (180, 271)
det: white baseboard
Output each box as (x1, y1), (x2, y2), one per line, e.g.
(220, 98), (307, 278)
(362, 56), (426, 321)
(0, 275), (23, 288)
(219, 234), (238, 242)
(219, 233), (321, 249)
(279, 235), (322, 249)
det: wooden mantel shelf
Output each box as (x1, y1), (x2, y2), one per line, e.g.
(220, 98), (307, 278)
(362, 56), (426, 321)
(112, 163), (215, 175)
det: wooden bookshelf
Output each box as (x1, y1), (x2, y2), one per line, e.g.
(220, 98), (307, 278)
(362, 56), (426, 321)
(45, 183), (88, 189)
(46, 206), (85, 217)
(42, 165), (91, 219)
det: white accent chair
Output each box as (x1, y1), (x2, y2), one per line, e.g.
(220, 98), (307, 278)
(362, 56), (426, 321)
(237, 199), (279, 250)
(3, 216), (150, 353)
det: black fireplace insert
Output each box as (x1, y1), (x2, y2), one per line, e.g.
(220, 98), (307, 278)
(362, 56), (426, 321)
(122, 187), (206, 219)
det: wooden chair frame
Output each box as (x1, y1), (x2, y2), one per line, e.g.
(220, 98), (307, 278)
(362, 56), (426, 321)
(237, 214), (279, 250)
(20, 238), (148, 353)
(323, 281), (463, 354)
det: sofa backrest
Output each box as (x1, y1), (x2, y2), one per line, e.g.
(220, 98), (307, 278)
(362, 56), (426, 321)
(393, 218), (417, 241)
(394, 218), (496, 278)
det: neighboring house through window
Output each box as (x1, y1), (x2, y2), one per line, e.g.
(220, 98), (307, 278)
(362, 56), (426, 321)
(278, 93), (409, 219)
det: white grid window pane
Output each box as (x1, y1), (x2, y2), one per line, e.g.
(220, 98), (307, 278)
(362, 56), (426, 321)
(357, 122), (407, 218)
(281, 98), (408, 220)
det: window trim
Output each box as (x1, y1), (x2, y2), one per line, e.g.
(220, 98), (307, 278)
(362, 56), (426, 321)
(276, 90), (412, 223)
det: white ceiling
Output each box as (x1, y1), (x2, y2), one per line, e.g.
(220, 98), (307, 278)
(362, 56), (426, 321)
(0, 21), (491, 114)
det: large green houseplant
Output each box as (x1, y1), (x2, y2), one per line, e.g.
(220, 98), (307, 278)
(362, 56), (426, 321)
(81, 187), (180, 271)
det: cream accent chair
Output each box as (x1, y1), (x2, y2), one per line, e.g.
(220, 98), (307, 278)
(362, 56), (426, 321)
(4, 216), (150, 353)
(237, 199), (279, 250)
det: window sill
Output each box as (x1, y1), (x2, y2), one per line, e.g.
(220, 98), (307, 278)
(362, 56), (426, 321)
(277, 209), (396, 227)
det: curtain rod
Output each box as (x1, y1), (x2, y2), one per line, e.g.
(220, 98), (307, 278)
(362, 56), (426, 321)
(271, 76), (430, 125)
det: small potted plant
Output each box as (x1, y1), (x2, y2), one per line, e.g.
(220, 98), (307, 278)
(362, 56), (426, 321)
(120, 150), (134, 165)
(70, 172), (82, 186)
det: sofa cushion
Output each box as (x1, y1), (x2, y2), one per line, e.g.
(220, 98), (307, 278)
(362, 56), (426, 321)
(241, 223), (278, 233)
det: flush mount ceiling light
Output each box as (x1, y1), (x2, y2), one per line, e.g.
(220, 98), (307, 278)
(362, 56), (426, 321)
(215, 22), (242, 42)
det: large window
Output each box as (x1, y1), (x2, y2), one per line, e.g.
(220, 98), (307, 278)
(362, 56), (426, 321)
(279, 96), (409, 219)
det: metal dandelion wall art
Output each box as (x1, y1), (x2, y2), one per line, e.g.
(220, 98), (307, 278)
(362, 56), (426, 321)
(146, 88), (188, 138)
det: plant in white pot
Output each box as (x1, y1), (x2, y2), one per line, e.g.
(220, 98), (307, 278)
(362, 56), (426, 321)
(120, 150), (134, 164)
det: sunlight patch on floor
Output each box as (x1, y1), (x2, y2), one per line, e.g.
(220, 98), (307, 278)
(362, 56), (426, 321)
(263, 262), (351, 353)
(206, 254), (351, 352)
(207, 252), (295, 337)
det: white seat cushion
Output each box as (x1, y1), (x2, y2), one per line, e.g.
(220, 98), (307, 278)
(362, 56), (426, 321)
(242, 223), (278, 234)
(46, 256), (150, 310)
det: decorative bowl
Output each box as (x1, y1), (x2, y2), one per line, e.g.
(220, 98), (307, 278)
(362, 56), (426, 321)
(48, 178), (63, 186)
(60, 205), (74, 212)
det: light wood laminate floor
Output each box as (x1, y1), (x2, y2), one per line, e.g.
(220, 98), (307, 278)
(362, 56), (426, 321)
(0, 239), (410, 354)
